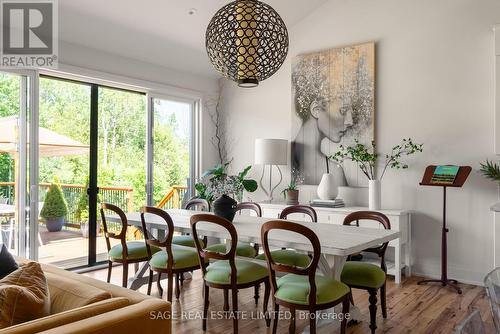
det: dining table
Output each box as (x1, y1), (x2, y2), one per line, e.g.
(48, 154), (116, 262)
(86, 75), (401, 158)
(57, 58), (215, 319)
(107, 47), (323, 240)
(107, 208), (400, 332)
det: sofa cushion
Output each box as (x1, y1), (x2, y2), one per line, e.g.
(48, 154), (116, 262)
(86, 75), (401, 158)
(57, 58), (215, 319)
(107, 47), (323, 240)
(1, 297), (129, 334)
(0, 243), (18, 279)
(45, 272), (112, 314)
(0, 262), (51, 329)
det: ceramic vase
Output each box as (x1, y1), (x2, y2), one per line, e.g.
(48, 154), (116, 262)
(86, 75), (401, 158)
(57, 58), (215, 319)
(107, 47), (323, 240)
(213, 195), (237, 222)
(286, 190), (299, 205)
(317, 173), (337, 200)
(368, 180), (381, 210)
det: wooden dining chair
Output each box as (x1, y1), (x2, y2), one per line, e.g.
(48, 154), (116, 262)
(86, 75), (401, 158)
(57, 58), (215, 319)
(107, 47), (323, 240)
(341, 211), (391, 334)
(256, 205), (317, 268)
(140, 206), (202, 302)
(171, 198), (209, 248)
(261, 220), (350, 334)
(101, 203), (160, 288)
(206, 202), (262, 258)
(190, 214), (271, 334)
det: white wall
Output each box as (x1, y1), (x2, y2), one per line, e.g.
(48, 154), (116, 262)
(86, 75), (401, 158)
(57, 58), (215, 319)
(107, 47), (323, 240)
(58, 41), (220, 171)
(222, 0), (500, 284)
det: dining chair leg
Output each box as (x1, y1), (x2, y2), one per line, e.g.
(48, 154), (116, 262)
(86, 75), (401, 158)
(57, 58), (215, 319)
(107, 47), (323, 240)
(223, 289), (230, 311)
(122, 263), (129, 288)
(203, 284), (210, 331)
(254, 284), (260, 305)
(147, 269), (153, 296)
(106, 261), (112, 283)
(272, 303), (279, 334)
(157, 272), (164, 297)
(167, 272), (174, 303)
(263, 281), (271, 327)
(289, 308), (296, 334)
(175, 273), (181, 299)
(309, 311), (316, 334)
(368, 289), (378, 334)
(381, 283), (387, 319)
(180, 272), (184, 286)
(341, 297), (350, 334)
(232, 288), (239, 334)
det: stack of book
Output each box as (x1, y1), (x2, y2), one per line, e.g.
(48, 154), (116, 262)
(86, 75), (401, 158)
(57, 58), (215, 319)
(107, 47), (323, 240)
(310, 198), (345, 208)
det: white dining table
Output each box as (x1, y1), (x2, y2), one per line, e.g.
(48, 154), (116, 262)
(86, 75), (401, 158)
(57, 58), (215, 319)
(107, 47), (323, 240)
(107, 208), (399, 332)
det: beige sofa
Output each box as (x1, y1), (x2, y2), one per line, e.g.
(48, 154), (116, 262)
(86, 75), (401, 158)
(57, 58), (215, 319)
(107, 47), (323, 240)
(2, 258), (171, 334)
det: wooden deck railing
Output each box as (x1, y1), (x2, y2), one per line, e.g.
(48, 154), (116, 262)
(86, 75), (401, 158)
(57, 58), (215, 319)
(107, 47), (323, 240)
(156, 185), (188, 209)
(0, 182), (134, 228)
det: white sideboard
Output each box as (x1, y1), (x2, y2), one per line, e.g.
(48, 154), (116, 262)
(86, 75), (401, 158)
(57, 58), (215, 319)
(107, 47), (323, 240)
(258, 202), (411, 284)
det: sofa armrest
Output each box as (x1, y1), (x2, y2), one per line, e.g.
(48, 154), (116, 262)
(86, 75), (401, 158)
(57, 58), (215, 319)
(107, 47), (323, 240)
(1, 297), (129, 334)
(38, 299), (171, 334)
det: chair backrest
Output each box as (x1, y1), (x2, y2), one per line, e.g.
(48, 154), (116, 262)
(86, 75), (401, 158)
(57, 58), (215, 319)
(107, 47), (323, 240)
(343, 211), (391, 271)
(140, 206), (175, 264)
(261, 220), (321, 306)
(185, 198), (210, 211)
(236, 202), (262, 217)
(485, 267), (500, 332)
(279, 205), (317, 222)
(190, 214), (238, 285)
(100, 203), (128, 256)
(455, 308), (486, 334)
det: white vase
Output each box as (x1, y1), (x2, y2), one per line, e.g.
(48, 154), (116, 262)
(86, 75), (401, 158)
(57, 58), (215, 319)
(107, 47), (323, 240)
(369, 180), (381, 210)
(317, 173), (337, 200)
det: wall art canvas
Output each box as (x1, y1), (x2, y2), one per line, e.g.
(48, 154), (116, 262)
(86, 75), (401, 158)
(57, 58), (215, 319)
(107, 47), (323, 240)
(291, 42), (375, 185)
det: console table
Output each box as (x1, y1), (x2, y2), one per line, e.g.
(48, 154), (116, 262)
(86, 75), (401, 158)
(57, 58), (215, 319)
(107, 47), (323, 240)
(258, 202), (411, 284)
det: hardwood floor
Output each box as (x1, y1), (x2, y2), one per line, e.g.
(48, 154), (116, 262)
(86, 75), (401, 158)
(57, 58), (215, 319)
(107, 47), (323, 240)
(84, 267), (495, 333)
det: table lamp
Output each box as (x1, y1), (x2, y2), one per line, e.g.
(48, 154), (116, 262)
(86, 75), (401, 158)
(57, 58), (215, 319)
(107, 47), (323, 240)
(254, 138), (288, 201)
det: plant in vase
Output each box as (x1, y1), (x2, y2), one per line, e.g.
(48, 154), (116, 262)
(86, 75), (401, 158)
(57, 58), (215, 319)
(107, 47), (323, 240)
(330, 138), (423, 210)
(195, 162), (258, 221)
(40, 177), (69, 232)
(281, 168), (303, 205)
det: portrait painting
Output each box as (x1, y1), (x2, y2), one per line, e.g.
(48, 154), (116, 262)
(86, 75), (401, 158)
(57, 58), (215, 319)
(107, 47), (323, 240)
(291, 42), (375, 185)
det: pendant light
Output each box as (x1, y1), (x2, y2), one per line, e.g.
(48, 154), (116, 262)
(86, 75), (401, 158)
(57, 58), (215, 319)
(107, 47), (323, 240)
(206, 0), (289, 88)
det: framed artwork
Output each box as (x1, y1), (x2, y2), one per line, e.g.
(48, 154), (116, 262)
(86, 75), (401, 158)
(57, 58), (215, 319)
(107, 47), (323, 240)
(291, 42), (375, 185)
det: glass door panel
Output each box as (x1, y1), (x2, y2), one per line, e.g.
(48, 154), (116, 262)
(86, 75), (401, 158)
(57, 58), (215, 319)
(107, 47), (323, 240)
(0, 72), (31, 257)
(153, 98), (193, 209)
(97, 87), (146, 256)
(37, 77), (91, 268)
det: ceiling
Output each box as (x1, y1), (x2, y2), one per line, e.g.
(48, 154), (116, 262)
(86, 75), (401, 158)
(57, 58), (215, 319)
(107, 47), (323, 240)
(59, 0), (329, 78)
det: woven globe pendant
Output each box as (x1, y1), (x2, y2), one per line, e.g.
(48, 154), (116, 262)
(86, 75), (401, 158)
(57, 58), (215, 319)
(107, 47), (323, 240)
(206, 0), (289, 88)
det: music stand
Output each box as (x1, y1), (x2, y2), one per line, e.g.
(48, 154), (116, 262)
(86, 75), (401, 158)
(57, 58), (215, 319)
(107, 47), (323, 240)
(417, 165), (471, 294)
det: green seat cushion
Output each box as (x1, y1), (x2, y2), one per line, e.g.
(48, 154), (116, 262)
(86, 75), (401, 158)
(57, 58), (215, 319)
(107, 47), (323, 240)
(256, 250), (311, 268)
(204, 259), (268, 285)
(341, 261), (386, 289)
(149, 246), (201, 270)
(109, 241), (160, 260)
(172, 235), (206, 248)
(275, 274), (350, 305)
(206, 243), (256, 258)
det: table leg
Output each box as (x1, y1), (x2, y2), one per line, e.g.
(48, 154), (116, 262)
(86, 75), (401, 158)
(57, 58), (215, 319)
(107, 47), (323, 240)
(395, 244), (401, 284)
(301, 254), (361, 333)
(128, 261), (154, 290)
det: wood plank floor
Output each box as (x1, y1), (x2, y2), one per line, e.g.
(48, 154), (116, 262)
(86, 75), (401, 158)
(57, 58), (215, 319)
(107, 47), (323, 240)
(83, 267), (495, 334)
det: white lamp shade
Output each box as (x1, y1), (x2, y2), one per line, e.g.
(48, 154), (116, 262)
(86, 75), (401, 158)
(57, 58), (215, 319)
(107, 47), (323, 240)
(254, 139), (288, 165)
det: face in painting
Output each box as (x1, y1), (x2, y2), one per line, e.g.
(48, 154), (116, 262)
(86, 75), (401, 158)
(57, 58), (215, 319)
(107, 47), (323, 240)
(310, 99), (353, 143)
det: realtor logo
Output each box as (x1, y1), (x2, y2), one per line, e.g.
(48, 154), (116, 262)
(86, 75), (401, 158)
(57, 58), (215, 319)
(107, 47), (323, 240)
(0, 0), (58, 68)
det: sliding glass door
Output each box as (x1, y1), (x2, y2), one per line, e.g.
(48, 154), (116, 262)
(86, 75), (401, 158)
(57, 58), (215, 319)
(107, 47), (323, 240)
(151, 97), (194, 209)
(0, 71), (35, 259)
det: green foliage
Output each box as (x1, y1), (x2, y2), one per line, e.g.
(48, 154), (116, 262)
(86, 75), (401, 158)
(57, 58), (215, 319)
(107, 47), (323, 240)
(330, 138), (423, 180)
(195, 162), (257, 203)
(480, 160), (500, 183)
(40, 177), (69, 219)
(281, 168), (303, 198)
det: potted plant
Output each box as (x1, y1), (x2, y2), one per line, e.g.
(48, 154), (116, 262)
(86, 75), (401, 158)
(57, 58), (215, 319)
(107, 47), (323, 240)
(330, 138), (423, 210)
(282, 168), (303, 205)
(195, 162), (258, 221)
(40, 177), (69, 232)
